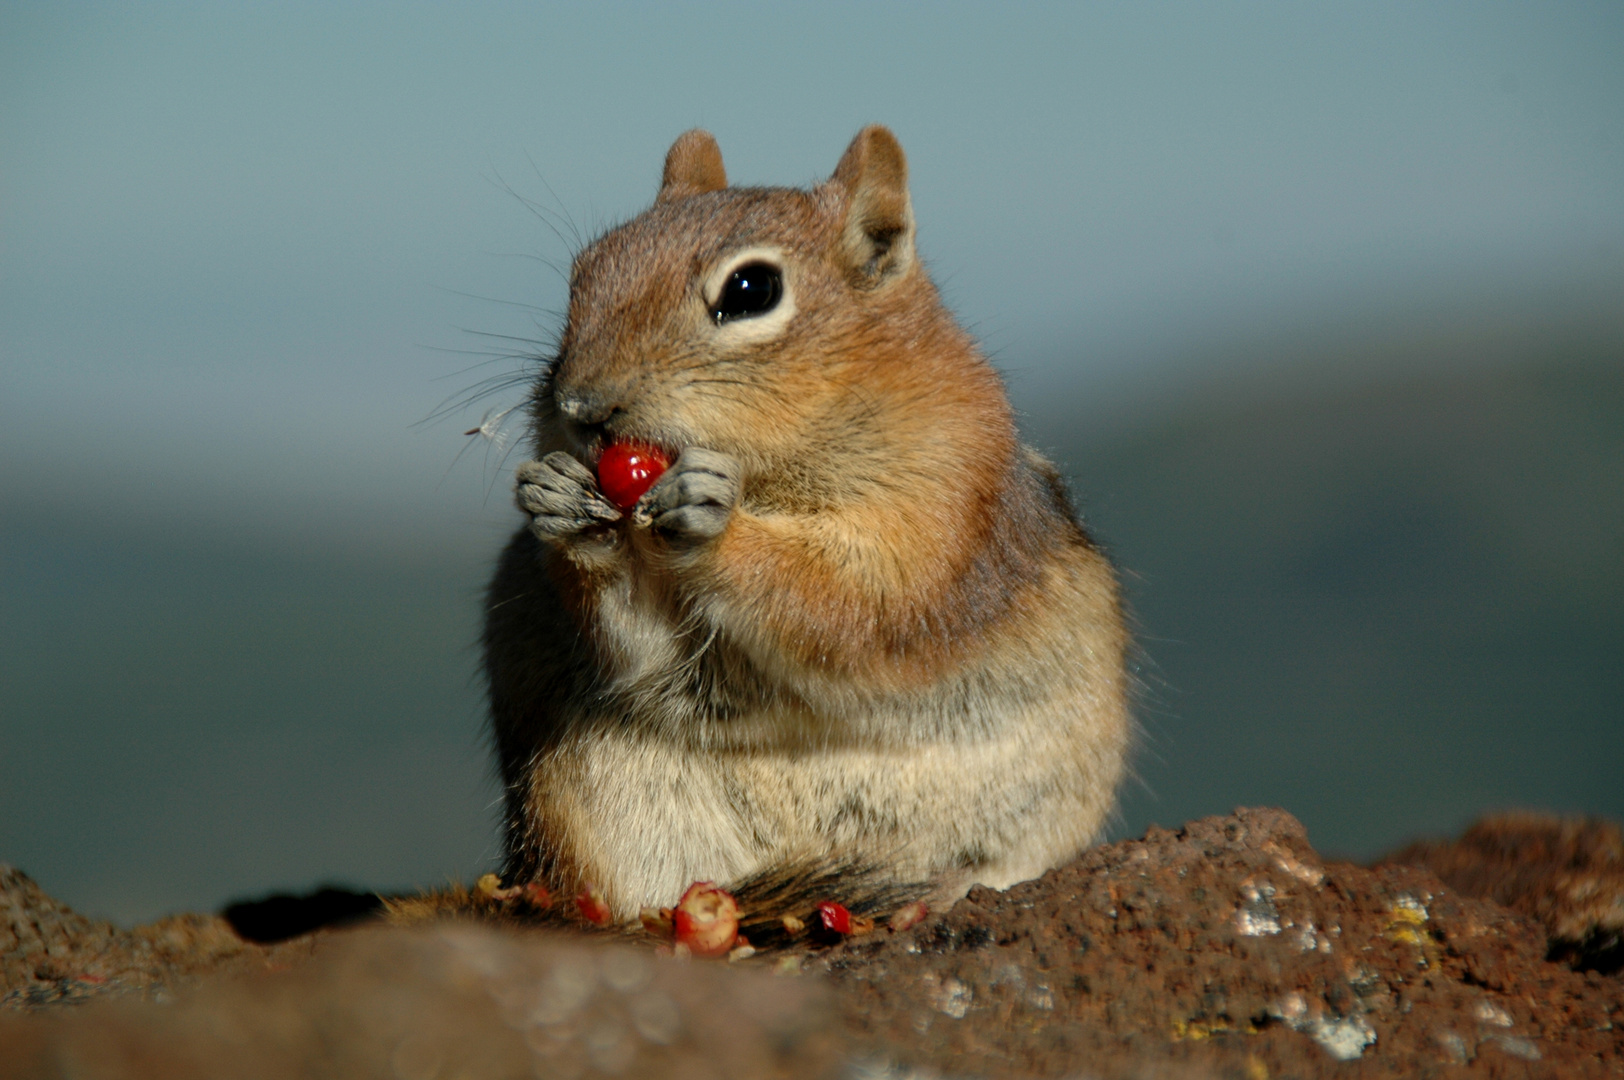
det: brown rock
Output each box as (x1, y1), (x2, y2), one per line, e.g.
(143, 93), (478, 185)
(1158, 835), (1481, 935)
(6, 811), (1623, 1078)
(826, 808), (1623, 1077)
(1380, 812), (1624, 973)
(2, 864), (301, 1010)
(0, 924), (841, 1080)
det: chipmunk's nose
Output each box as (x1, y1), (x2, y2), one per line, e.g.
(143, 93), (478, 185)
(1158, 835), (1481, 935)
(554, 388), (617, 427)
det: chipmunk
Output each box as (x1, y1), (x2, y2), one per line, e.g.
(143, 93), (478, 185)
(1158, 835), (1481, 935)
(483, 126), (1129, 925)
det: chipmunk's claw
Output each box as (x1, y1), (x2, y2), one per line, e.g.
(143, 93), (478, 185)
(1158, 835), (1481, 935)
(517, 452), (621, 542)
(635, 447), (741, 541)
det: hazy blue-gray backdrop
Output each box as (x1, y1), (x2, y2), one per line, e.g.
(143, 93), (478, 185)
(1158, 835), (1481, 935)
(4, 3), (1621, 926)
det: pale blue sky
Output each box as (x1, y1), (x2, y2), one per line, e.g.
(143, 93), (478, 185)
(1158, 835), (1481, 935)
(3, 2), (1621, 556)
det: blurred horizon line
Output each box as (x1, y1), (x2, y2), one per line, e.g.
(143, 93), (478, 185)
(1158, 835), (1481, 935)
(5, 265), (1620, 571)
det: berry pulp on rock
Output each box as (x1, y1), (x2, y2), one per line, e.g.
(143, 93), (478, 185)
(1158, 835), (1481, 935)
(672, 881), (739, 958)
(815, 900), (853, 936)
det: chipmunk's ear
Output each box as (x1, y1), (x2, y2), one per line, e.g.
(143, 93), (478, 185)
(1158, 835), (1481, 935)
(658, 130), (727, 203)
(829, 125), (915, 286)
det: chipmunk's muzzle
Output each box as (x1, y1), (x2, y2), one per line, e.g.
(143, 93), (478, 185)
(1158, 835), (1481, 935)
(555, 387), (617, 427)
(554, 388), (621, 462)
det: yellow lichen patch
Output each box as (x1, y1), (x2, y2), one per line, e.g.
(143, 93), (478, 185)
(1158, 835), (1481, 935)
(1170, 1018), (1257, 1041)
(1384, 895), (1437, 964)
(1389, 895), (1428, 923)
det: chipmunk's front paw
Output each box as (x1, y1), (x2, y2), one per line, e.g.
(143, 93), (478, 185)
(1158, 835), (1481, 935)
(516, 452), (621, 543)
(634, 447), (741, 542)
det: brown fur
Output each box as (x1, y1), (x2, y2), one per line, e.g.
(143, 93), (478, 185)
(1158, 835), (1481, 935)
(485, 127), (1130, 919)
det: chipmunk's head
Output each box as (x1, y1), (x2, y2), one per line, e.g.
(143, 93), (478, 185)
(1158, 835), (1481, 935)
(540, 125), (976, 481)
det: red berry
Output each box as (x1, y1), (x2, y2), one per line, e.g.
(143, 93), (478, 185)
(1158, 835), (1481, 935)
(672, 881), (740, 959)
(597, 441), (670, 511)
(814, 900), (853, 936)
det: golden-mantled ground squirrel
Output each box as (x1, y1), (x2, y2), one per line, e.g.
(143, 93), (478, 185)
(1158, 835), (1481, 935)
(484, 126), (1129, 922)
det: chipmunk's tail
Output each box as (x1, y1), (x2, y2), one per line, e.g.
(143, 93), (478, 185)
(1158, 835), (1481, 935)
(727, 855), (934, 949)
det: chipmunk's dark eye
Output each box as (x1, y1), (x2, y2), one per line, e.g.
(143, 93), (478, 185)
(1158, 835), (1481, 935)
(711, 262), (782, 324)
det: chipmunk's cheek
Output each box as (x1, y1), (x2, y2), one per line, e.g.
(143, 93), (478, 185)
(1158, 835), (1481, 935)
(597, 440), (671, 511)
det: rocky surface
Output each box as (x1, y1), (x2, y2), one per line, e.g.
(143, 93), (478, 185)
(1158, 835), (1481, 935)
(0, 926), (837, 1080)
(1381, 811), (1624, 974)
(0, 865), (311, 1011)
(826, 808), (1621, 1077)
(4, 809), (1621, 1078)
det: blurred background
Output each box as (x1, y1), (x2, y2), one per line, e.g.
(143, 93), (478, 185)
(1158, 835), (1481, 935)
(3, 3), (1620, 926)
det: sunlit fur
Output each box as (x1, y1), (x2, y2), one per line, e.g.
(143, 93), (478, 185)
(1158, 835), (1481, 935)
(485, 126), (1130, 919)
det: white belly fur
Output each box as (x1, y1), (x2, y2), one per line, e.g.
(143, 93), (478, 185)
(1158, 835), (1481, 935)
(539, 695), (1122, 918)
